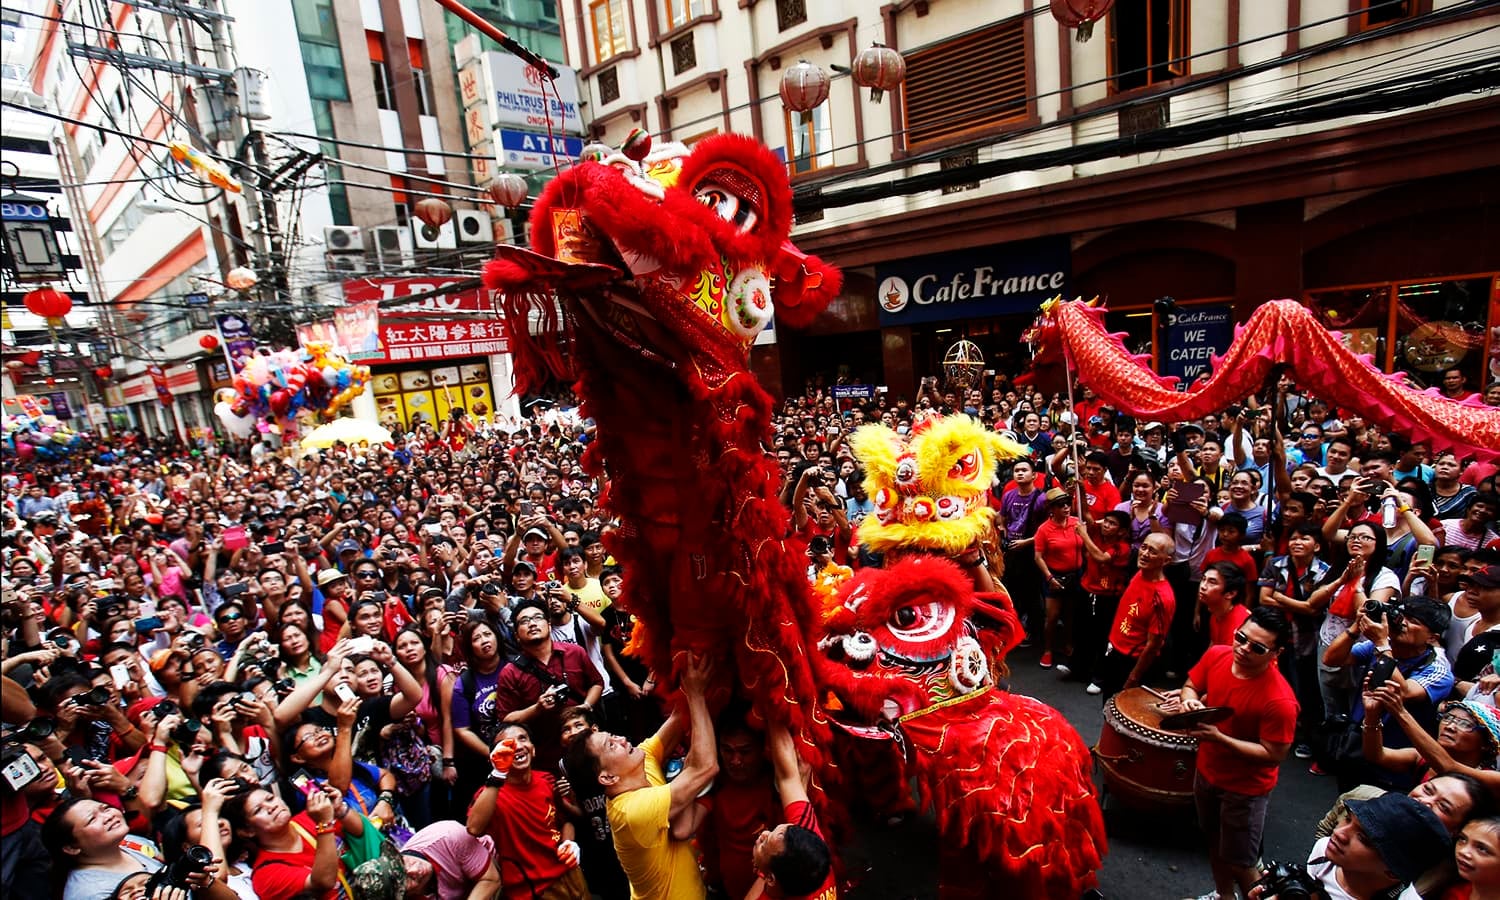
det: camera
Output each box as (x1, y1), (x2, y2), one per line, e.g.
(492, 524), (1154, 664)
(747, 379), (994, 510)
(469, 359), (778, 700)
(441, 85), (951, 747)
(274, 678), (296, 696)
(544, 684), (570, 703)
(18, 717), (56, 741)
(155, 700), (180, 718)
(69, 686), (112, 707)
(164, 844), (214, 888)
(1252, 859), (1324, 900)
(170, 719), (202, 747)
(185, 632), (206, 651)
(1363, 600), (1405, 634)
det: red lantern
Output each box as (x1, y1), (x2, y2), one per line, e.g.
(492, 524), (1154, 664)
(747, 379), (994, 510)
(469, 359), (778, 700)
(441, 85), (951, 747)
(488, 174), (529, 208)
(19, 350), (41, 366)
(1050, 0), (1114, 42)
(44, 377), (56, 387)
(94, 365), (113, 380)
(23, 287), (72, 320)
(414, 197), (453, 229)
(200, 334), (220, 351)
(852, 44), (906, 103)
(780, 60), (830, 113)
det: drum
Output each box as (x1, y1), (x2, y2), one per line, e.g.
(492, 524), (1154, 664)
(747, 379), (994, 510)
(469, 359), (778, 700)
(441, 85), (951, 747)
(1094, 686), (1199, 812)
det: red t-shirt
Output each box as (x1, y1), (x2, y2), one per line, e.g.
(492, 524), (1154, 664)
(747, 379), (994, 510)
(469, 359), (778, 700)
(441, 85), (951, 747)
(479, 772), (569, 900)
(1187, 645), (1298, 796)
(1207, 604), (1251, 647)
(1034, 517), (1085, 576)
(1080, 536), (1131, 596)
(251, 813), (341, 900)
(703, 780), (780, 899)
(1080, 479), (1121, 523)
(1108, 573), (1175, 658)
(1202, 545), (1258, 590)
(784, 800), (838, 900)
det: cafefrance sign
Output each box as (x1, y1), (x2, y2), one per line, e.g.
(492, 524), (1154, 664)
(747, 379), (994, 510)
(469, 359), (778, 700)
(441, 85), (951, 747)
(874, 236), (1070, 327)
(1164, 305), (1233, 388)
(486, 52), (583, 135)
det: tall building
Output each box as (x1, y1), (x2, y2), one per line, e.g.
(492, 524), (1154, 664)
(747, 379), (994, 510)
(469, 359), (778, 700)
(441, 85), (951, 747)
(559, 0), (1499, 400)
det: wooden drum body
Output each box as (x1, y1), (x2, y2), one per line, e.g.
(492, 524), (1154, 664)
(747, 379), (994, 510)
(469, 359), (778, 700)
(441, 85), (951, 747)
(1094, 686), (1199, 811)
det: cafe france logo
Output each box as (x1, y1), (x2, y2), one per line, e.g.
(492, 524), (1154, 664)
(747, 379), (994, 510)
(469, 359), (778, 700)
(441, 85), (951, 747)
(878, 276), (910, 313)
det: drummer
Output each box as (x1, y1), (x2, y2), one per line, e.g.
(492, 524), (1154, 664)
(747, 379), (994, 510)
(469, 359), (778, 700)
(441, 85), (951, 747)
(1171, 606), (1299, 900)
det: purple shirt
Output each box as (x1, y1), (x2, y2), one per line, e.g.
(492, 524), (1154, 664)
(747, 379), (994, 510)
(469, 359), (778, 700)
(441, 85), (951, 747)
(1000, 487), (1046, 541)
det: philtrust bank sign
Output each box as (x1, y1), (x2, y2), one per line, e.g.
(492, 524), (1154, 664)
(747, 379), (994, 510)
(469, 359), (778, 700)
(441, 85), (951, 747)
(874, 236), (1071, 327)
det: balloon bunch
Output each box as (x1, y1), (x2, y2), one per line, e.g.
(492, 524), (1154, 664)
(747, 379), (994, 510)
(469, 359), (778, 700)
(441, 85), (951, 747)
(4, 414), (87, 461)
(217, 342), (370, 436)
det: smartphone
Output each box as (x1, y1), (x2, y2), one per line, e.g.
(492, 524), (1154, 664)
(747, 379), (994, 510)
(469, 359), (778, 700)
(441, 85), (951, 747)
(221, 583), (249, 599)
(333, 683), (357, 704)
(262, 541), (285, 555)
(345, 635), (376, 656)
(109, 664), (131, 690)
(134, 616), (164, 635)
(1367, 654), (1398, 690)
(425, 523), (443, 536)
(518, 501), (534, 516)
(94, 578), (117, 592)
(1413, 544), (1435, 566)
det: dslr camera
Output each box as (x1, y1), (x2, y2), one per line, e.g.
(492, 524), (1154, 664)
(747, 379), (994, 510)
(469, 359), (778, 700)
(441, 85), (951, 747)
(1252, 859), (1326, 899)
(163, 844), (214, 888)
(1363, 599), (1405, 634)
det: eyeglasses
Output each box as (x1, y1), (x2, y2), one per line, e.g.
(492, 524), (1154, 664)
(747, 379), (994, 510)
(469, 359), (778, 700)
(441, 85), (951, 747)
(514, 613), (547, 626)
(294, 727), (332, 751)
(1439, 712), (1478, 732)
(1233, 632), (1274, 655)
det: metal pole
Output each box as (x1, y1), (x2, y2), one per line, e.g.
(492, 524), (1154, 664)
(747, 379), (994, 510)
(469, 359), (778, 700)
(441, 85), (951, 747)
(1063, 310), (1086, 521)
(426, 0), (560, 78)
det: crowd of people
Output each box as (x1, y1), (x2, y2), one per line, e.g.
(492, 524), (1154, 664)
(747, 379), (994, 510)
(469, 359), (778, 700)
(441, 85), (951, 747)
(1, 363), (1498, 900)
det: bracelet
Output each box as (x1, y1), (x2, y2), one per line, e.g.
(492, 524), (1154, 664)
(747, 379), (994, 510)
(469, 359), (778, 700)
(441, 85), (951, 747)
(377, 791), (396, 807)
(443, 757), (456, 766)
(314, 822), (337, 836)
(1362, 721), (1383, 732)
(147, 744), (169, 754)
(1398, 505), (1411, 514)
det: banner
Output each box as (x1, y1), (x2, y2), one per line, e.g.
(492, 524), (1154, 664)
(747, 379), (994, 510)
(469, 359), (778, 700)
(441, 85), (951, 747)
(1164, 305), (1234, 389)
(498, 129), (585, 170)
(486, 52), (583, 134)
(214, 313), (256, 372)
(376, 319), (508, 363)
(342, 277), (494, 315)
(146, 364), (174, 405)
(333, 301), (383, 361)
(45, 392), (72, 420)
(874, 236), (1070, 327)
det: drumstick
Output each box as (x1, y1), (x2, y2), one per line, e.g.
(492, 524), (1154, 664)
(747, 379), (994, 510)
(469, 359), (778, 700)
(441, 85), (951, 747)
(1140, 685), (1172, 703)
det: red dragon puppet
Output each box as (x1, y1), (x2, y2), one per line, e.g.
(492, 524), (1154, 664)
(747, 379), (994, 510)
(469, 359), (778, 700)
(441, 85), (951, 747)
(1023, 297), (1500, 459)
(482, 134), (842, 771)
(811, 416), (1107, 898)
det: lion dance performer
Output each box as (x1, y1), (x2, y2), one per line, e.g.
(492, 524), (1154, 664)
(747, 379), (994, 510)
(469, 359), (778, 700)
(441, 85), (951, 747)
(483, 132), (843, 782)
(812, 416), (1107, 898)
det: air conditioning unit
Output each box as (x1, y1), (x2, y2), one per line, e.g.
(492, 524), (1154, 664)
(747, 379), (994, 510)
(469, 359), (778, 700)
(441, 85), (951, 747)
(454, 209), (494, 244)
(369, 226), (413, 268)
(412, 219), (456, 250)
(325, 253), (369, 276)
(324, 226), (363, 253)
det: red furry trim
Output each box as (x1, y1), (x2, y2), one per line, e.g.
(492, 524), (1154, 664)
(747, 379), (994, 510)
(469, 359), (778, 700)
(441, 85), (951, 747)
(674, 134), (793, 264)
(772, 241), (842, 329)
(902, 690), (1106, 894)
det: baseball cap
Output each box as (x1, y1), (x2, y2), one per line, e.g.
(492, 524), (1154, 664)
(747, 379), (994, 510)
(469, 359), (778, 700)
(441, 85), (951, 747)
(1344, 792), (1451, 882)
(511, 560), (536, 575)
(523, 528), (548, 541)
(335, 538), (362, 556)
(1460, 565), (1500, 590)
(1397, 597), (1453, 636)
(148, 648), (185, 673)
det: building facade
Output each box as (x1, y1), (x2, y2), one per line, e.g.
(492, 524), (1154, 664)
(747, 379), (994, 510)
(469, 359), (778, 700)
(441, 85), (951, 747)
(559, 0), (1500, 400)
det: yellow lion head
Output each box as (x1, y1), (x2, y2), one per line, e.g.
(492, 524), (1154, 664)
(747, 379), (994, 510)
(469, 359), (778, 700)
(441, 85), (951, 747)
(849, 414), (1029, 556)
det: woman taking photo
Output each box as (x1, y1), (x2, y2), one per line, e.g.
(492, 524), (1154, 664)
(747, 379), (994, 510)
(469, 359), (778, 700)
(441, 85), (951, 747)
(224, 783), (362, 900)
(1308, 522), (1398, 724)
(1365, 682), (1500, 796)
(41, 798), (230, 900)
(1033, 488), (1085, 674)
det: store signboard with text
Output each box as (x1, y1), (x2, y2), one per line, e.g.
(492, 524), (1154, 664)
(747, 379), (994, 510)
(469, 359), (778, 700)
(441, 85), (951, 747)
(874, 236), (1071, 327)
(343, 277), (494, 316)
(485, 52), (584, 135)
(1164, 305), (1234, 389)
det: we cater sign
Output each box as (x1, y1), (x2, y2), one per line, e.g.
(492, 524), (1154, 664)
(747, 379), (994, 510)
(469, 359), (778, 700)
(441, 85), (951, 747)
(875, 236), (1070, 326)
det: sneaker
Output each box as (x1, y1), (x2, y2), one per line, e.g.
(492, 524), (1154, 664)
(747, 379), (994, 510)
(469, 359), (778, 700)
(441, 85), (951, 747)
(1039, 652), (1053, 669)
(1294, 743), (1313, 759)
(1055, 663), (1072, 677)
(1308, 761), (1333, 776)
(1182, 893), (1221, 900)
(1086, 682), (1102, 695)
(1018, 635), (1034, 649)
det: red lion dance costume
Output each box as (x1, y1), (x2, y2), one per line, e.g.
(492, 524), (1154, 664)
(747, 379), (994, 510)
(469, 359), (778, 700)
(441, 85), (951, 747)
(815, 416), (1106, 898)
(483, 133), (843, 779)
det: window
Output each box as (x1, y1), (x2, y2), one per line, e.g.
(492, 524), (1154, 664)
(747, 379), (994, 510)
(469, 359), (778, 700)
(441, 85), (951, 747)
(1361, 0), (1416, 27)
(664, 0), (703, 30)
(598, 66), (620, 104)
(293, 0), (350, 102)
(590, 0), (628, 63)
(902, 17), (1028, 149)
(539, 0), (558, 21)
(1110, 0), (1188, 92)
(775, 0), (806, 31)
(368, 32), (396, 111)
(784, 104), (830, 176)
(671, 33), (695, 75)
(409, 40), (435, 116)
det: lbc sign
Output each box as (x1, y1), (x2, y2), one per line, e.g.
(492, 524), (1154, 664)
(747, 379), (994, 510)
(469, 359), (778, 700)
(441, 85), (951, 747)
(874, 236), (1070, 327)
(1164, 305), (1233, 389)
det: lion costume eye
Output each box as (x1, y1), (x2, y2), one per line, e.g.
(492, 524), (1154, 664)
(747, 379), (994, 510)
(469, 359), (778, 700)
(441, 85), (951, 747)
(694, 184), (759, 232)
(886, 600), (952, 642)
(948, 452), (979, 481)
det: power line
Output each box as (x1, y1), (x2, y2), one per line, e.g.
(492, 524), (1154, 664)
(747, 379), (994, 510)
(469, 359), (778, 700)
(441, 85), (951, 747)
(272, 131), (492, 162)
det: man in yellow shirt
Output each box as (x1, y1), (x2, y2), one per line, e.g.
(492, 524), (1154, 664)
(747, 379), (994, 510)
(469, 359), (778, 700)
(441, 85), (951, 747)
(566, 654), (718, 900)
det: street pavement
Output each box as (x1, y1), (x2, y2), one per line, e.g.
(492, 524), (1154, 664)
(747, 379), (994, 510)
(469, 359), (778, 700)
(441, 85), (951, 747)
(839, 640), (1343, 899)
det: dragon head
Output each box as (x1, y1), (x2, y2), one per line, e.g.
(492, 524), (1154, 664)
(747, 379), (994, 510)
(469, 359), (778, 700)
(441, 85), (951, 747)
(484, 134), (841, 387)
(849, 414), (1029, 557)
(813, 556), (994, 726)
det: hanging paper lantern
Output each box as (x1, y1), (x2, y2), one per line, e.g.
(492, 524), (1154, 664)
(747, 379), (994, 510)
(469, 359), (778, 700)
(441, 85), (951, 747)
(414, 197), (453, 229)
(780, 60), (830, 112)
(199, 334), (220, 351)
(44, 377), (56, 386)
(488, 173), (529, 208)
(852, 44), (906, 102)
(94, 365), (113, 380)
(226, 266), (258, 290)
(23, 287), (72, 320)
(1050, 0), (1114, 42)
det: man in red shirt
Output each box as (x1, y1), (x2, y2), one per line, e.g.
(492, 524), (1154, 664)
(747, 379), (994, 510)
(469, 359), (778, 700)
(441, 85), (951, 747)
(1096, 532), (1176, 699)
(1199, 562), (1251, 648)
(1078, 452), (1121, 523)
(1175, 606), (1298, 900)
(701, 715), (780, 900)
(750, 724), (836, 900)
(468, 724), (587, 900)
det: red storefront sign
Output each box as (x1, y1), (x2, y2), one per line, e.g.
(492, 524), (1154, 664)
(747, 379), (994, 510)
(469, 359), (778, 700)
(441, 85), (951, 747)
(342, 277), (494, 316)
(340, 277), (509, 364)
(377, 319), (509, 363)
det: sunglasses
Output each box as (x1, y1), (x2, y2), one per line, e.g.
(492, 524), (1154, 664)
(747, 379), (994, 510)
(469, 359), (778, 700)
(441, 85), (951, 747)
(217, 613), (243, 623)
(354, 571), (381, 579)
(1233, 631), (1274, 655)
